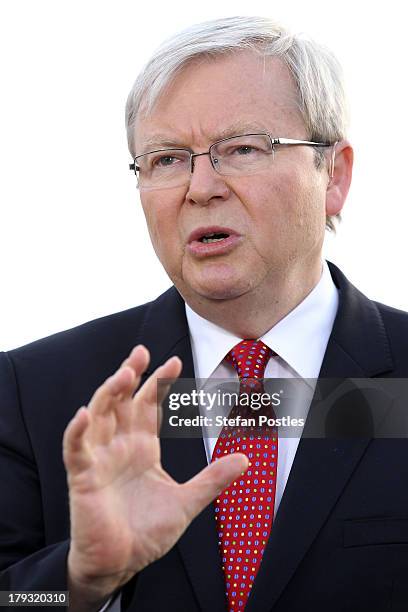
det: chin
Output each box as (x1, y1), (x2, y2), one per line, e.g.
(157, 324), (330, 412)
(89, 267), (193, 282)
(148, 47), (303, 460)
(181, 261), (254, 301)
(192, 276), (253, 301)
(197, 286), (243, 300)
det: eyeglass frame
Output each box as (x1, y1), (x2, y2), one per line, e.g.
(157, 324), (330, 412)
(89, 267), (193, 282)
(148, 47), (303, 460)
(129, 133), (337, 186)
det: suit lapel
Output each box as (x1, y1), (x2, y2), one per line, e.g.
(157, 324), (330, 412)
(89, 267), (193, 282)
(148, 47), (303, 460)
(245, 262), (395, 612)
(140, 287), (227, 612)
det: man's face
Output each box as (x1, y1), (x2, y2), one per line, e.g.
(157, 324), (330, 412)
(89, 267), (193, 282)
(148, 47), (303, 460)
(134, 52), (331, 303)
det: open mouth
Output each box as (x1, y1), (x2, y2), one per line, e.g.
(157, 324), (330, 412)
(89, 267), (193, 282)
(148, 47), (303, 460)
(199, 232), (230, 244)
(187, 226), (241, 257)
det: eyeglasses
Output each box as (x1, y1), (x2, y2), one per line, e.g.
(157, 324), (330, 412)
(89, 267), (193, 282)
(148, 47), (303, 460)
(129, 133), (333, 190)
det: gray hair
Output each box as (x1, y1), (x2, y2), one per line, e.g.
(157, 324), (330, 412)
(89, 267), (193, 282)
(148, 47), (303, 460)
(125, 16), (349, 231)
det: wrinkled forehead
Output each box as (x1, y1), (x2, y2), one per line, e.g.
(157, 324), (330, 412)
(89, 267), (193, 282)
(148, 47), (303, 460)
(133, 52), (305, 155)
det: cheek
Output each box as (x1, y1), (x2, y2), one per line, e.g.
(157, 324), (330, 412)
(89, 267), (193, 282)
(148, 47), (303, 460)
(236, 167), (326, 248)
(236, 174), (299, 229)
(141, 204), (161, 255)
(141, 195), (183, 264)
(267, 166), (325, 221)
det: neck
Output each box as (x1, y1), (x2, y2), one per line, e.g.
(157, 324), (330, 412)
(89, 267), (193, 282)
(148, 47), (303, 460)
(181, 260), (323, 338)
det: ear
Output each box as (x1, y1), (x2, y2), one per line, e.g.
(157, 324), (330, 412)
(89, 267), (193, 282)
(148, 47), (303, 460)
(325, 140), (354, 216)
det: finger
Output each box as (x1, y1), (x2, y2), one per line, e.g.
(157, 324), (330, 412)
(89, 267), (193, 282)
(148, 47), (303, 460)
(138, 356), (182, 406)
(179, 453), (249, 522)
(105, 366), (136, 395)
(114, 386), (134, 436)
(88, 365), (137, 420)
(132, 356), (183, 434)
(120, 344), (150, 375)
(120, 345), (151, 401)
(113, 347), (152, 434)
(88, 346), (150, 420)
(87, 367), (137, 445)
(63, 407), (93, 476)
(87, 346), (149, 442)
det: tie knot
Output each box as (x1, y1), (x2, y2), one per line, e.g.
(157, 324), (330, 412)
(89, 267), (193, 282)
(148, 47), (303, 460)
(226, 339), (272, 386)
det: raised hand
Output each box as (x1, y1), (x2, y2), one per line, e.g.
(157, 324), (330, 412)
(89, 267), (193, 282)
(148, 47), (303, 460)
(63, 345), (248, 610)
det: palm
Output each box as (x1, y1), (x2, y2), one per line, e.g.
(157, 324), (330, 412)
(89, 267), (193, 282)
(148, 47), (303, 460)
(63, 345), (247, 593)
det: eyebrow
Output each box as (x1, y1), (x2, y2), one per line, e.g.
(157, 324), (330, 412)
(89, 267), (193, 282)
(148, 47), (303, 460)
(138, 121), (268, 154)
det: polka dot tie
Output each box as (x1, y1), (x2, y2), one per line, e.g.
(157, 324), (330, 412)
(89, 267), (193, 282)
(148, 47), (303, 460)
(212, 340), (278, 612)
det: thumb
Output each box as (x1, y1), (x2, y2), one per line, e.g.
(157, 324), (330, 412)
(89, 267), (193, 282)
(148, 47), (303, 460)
(179, 453), (249, 522)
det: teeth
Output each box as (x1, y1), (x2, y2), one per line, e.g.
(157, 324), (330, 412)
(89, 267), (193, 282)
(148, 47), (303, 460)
(202, 237), (225, 243)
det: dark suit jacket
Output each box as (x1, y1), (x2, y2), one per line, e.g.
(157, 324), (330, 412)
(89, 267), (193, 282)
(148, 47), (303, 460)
(1, 262), (408, 611)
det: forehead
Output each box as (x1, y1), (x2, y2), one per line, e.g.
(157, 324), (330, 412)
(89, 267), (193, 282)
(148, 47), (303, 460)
(134, 51), (306, 153)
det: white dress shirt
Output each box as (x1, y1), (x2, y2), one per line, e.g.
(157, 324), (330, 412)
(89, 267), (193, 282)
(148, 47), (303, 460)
(185, 260), (338, 517)
(102, 261), (338, 611)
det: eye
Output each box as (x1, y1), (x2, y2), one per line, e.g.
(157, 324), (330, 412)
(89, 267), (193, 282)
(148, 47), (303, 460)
(153, 155), (179, 167)
(147, 151), (190, 171)
(223, 144), (262, 157)
(234, 145), (257, 155)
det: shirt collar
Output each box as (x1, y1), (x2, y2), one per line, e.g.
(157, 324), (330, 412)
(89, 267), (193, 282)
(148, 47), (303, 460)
(185, 260), (338, 381)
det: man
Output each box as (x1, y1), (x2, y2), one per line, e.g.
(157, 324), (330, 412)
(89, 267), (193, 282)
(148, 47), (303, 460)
(1, 15), (408, 612)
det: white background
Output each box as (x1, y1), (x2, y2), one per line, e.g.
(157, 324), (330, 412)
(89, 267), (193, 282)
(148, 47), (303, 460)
(1, 0), (407, 351)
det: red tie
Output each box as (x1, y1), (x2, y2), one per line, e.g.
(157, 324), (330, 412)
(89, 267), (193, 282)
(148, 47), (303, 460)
(212, 340), (278, 612)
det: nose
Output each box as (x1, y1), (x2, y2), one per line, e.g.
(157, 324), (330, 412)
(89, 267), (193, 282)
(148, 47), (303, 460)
(185, 152), (230, 206)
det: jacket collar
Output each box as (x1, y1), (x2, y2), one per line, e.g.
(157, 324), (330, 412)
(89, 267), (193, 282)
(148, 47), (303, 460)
(141, 261), (394, 380)
(320, 261), (393, 378)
